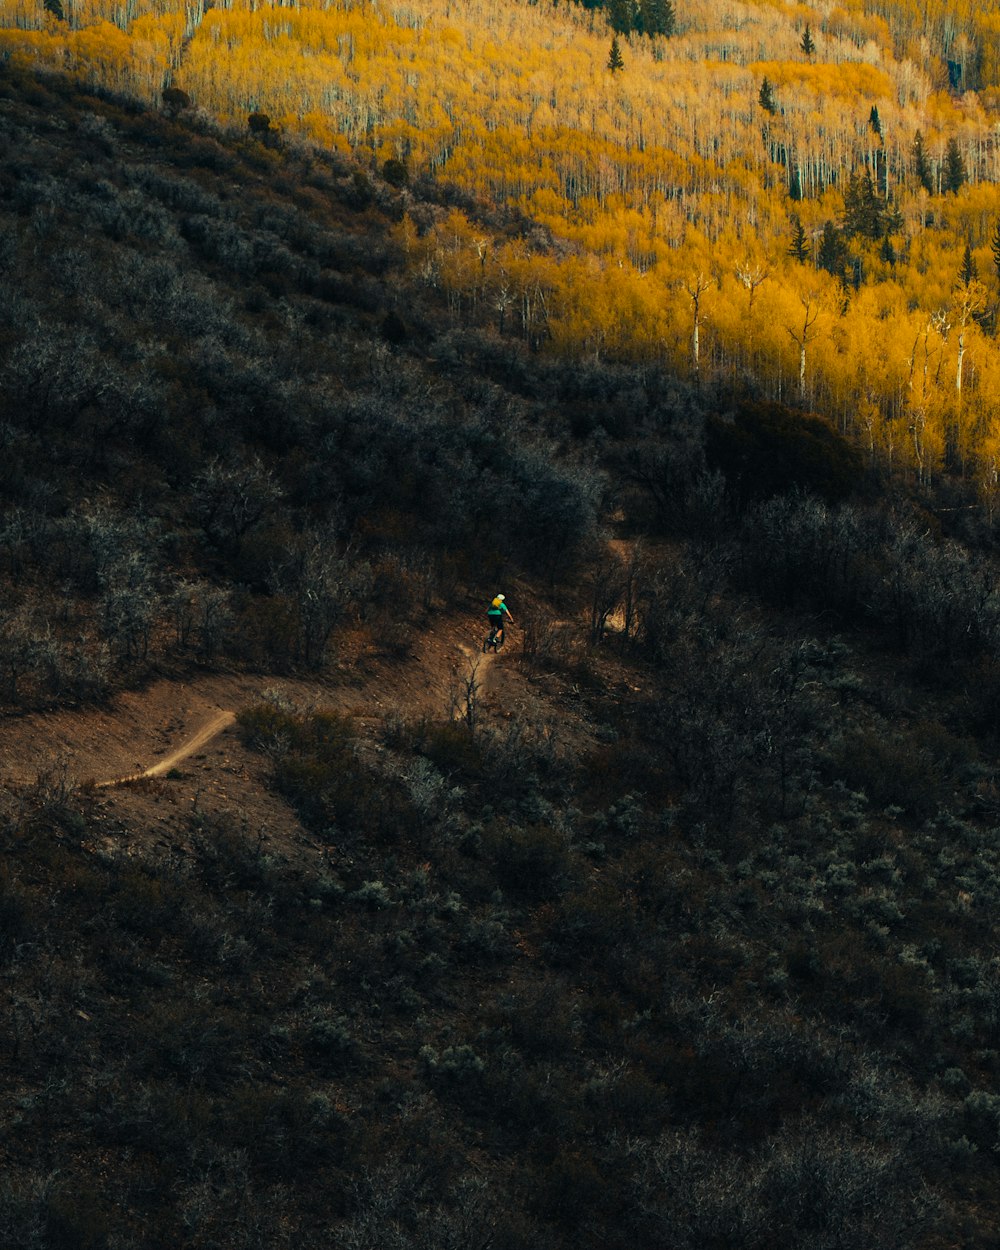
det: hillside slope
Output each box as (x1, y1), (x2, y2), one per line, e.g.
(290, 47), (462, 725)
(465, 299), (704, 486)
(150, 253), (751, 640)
(6, 0), (1000, 497)
(5, 66), (1000, 1250)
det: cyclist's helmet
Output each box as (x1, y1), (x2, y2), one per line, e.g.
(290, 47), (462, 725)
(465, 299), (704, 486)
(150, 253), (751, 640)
(497, 594), (505, 601)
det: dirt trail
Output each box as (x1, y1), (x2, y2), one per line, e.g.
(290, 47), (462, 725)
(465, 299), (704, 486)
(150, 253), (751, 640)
(95, 709), (237, 788)
(0, 607), (573, 858)
(0, 605), (597, 870)
(0, 611), (516, 793)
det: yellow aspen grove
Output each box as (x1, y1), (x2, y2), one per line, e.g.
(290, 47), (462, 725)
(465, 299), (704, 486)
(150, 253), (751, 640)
(6, 0), (1000, 490)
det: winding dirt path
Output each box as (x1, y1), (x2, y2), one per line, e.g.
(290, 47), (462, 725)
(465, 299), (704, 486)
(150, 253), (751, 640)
(95, 709), (237, 788)
(0, 603), (594, 861)
(0, 610), (513, 789)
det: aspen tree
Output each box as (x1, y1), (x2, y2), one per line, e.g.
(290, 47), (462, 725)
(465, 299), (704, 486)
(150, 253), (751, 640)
(907, 316), (946, 485)
(730, 257), (769, 380)
(951, 282), (987, 469)
(683, 270), (712, 386)
(787, 292), (821, 401)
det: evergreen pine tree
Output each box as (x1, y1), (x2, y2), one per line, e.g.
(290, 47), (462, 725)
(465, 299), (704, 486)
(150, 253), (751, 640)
(960, 241), (978, 287)
(868, 106), (882, 138)
(913, 130), (933, 193)
(639, 0), (674, 36)
(991, 220), (1000, 283)
(842, 171), (884, 240)
(817, 221), (848, 279)
(800, 23), (815, 56)
(788, 215), (810, 262)
(880, 236), (897, 266)
(607, 0), (636, 34)
(944, 138), (967, 193)
(758, 77), (777, 114)
(607, 35), (625, 71)
(884, 203), (904, 236)
(43, 0), (63, 17)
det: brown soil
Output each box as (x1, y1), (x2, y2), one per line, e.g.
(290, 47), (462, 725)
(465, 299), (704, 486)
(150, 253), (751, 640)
(0, 606), (575, 857)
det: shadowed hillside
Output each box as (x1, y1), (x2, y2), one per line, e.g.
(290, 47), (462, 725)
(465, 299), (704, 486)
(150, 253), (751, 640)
(4, 65), (1000, 1249)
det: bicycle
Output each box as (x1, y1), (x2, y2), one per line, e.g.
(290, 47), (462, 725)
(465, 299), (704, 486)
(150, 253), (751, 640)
(483, 622), (504, 653)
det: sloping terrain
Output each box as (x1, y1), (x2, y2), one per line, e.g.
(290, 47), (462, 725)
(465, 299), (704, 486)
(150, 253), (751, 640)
(1, 606), (523, 850)
(6, 64), (1000, 1250)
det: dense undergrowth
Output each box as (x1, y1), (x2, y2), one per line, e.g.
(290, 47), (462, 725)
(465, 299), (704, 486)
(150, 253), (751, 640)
(6, 65), (1000, 1248)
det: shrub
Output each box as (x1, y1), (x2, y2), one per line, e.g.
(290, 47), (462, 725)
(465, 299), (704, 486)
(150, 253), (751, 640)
(421, 721), (484, 782)
(707, 400), (864, 509)
(483, 823), (575, 901)
(528, 1150), (609, 1229)
(420, 1044), (487, 1112)
(827, 725), (952, 820)
(44, 1180), (112, 1250)
(161, 87), (190, 115)
(494, 985), (578, 1059)
(304, 1010), (365, 1075)
(0, 865), (33, 957)
(382, 157), (408, 187)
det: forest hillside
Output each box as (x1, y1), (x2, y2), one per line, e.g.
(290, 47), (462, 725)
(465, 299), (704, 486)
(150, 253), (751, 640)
(4, 31), (1000, 1250)
(6, 0), (1000, 495)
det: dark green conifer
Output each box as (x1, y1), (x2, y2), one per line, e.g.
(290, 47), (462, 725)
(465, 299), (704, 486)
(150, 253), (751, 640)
(639, 0), (675, 36)
(913, 130), (933, 193)
(607, 35), (625, 72)
(788, 214), (810, 262)
(960, 241), (978, 287)
(800, 23), (815, 56)
(842, 170), (884, 240)
(758, 77), (777, 114)
(991, 219), (1000, 282)
(607, 0), (636, 34)
(817, 220), (848, 279)
(868, 105), (882, 137)
(944, 138), (967, 193)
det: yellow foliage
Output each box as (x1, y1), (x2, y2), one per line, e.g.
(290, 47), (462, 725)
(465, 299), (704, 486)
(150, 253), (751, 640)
(750, 58), (894, 102)
(6, 0), (1000, 485)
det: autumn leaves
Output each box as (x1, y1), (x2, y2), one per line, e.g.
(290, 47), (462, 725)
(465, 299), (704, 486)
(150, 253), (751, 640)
(5, 0), (1000, 489)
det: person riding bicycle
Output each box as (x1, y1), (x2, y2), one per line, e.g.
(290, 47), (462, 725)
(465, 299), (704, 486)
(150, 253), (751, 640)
(487, 594), (513, 646)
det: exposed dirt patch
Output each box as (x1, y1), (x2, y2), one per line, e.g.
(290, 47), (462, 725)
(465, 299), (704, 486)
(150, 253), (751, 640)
(0, 603), (578, 858)
(95, 709), (239, 787)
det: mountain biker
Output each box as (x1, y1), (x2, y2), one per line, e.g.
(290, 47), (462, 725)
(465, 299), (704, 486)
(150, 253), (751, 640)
(487, 593), (513, 646)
